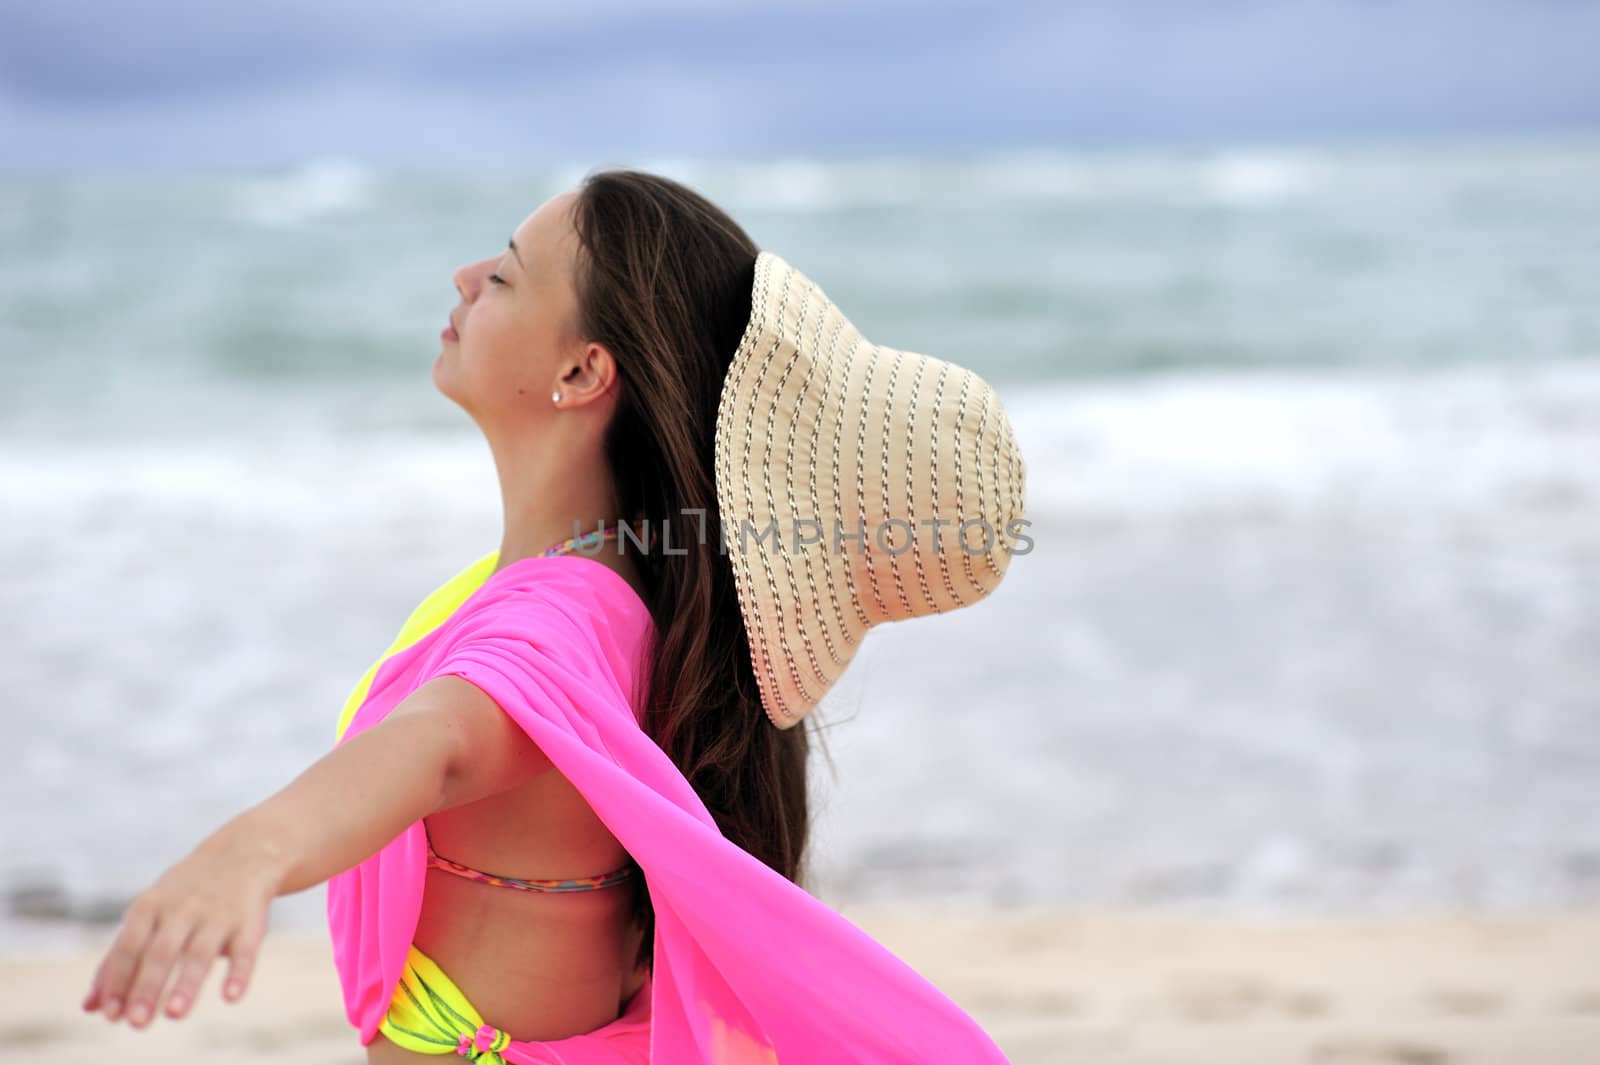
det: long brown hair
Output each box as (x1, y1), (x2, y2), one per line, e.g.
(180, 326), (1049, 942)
(568, 168), (827, 973)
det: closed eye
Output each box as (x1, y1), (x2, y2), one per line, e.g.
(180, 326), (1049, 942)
(487, 273), (506, 286)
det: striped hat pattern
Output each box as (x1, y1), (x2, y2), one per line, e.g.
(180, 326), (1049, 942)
(713, 250), (1027, 730)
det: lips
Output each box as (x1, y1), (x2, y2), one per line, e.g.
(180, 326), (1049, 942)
(442, 317), (459, 341)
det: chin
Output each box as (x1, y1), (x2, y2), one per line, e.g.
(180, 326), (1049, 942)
(432, 365), (479, 423)
(431, 353), (455, 398)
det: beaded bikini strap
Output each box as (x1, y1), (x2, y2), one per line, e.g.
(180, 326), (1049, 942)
(426, 836), (638, 893)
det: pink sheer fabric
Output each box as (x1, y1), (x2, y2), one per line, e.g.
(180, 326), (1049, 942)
(325, 553), (1012, 1063)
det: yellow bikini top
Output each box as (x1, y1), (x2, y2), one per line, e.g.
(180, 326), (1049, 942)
(333, 549), (501, 744)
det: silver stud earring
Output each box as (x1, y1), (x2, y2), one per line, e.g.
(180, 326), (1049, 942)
(551, 391), (561, 404)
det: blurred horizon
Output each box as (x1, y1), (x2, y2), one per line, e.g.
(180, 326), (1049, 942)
(3, 0), (1598, 174)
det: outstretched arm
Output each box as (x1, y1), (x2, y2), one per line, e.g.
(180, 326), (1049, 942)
(80, 674), (550, 1029)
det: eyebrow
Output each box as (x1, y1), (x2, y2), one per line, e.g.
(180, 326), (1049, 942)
(508, 237), (526, 271)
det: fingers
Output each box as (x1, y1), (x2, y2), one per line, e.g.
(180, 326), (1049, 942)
(121, 905), (201, 1028)
(162, 921), (228, 1019)
(80, 872), (275, 1025)
(220, 902), (269, 1004)
(92, 898), (159, 1021)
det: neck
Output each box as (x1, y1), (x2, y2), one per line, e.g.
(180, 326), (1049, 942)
(484, 421), (621, 570)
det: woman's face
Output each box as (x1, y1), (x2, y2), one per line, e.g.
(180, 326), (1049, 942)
(434, 189), (591, 423)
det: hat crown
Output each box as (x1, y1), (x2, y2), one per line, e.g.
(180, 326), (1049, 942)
(714, 250), (1027, 729)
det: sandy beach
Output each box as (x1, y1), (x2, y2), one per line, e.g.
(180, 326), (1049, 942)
(7, 902), (1599, 1064)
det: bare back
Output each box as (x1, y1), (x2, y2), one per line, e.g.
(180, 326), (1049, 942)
(365, 767), (648, 1063)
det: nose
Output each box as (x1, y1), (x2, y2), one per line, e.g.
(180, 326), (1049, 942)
(452, 260), (478, 302)
(452, 256), (496, 302)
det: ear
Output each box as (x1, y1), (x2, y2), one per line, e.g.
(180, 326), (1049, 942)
(556, 342), (620, 404)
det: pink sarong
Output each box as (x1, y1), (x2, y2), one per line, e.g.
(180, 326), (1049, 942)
(325, 551), (1012, 1063)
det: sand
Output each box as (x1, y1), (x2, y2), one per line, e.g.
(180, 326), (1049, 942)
(6, 902), (1599, 1064)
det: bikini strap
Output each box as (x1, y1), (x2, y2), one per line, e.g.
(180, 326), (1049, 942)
(425, 833), (637, 893)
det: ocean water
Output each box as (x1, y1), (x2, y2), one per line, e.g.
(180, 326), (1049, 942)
(3, 137), (1597, 951)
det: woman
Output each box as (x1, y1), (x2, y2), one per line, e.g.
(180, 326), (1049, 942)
(80, 168), (1026, 1063)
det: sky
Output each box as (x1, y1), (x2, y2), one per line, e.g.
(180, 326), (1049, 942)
(2, 0), (1598, 172)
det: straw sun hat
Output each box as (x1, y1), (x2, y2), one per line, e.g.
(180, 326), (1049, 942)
(713, 250), (1029, 730)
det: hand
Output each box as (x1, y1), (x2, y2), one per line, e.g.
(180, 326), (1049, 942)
(81, 830), (283, 1028)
